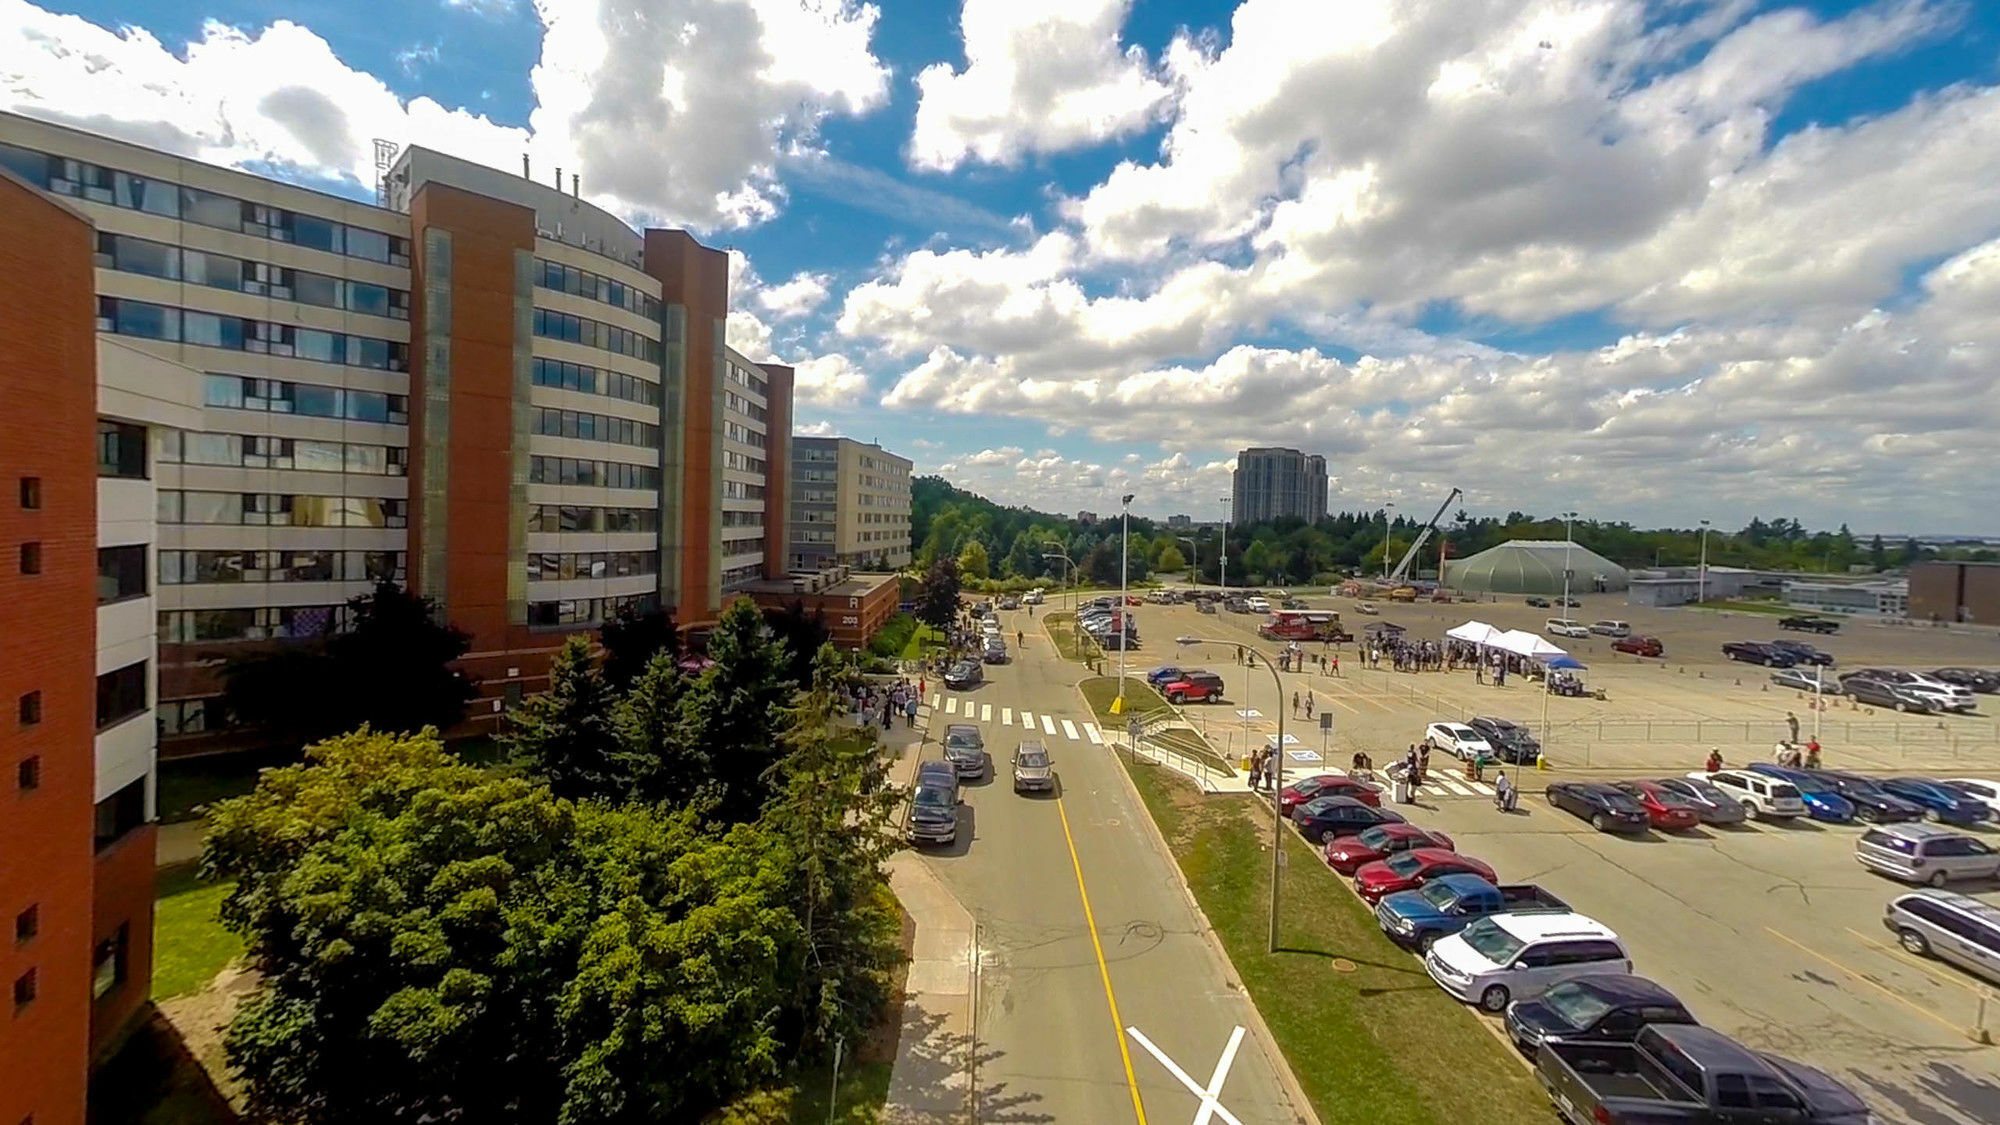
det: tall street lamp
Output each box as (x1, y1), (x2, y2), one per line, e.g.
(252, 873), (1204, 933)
(1543, 510), (1580, 752)
(1219, 496), (1232, 591)
(1697, 520), (1712, 604)
(1178, 535), (1200, 592)
(1177, 634), (1287, 952)
(1043, 548), (1079, 655)
(1380, 502), (1398, 580)
(1118, 493), (1134, 705)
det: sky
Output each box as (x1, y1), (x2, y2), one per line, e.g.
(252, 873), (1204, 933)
(5, 0), (1999, 533)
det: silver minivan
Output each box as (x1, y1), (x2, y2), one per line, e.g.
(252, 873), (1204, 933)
(1856, 823), (2000, 886)
(1884, 890), (2000, 985)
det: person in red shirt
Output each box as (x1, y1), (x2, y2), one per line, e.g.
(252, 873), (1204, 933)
(1705, 748), (1724, 773)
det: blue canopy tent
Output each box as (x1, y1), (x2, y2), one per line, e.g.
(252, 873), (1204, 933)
(1545, 655), (1587, 670)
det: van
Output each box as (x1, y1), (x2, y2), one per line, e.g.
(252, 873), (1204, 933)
(1702, 769), (1805, 819)
(1884, 889), (2000, 984)
(1245, 596), (1271, 613)
(1589, 620), (1630, 637)
(1856, 823), (2000, 886)
(1544, 618), (1589, 639)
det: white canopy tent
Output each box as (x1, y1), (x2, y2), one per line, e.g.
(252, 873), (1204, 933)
(1445, 621), (1503, 645)
(1490, 629), (1569, 660)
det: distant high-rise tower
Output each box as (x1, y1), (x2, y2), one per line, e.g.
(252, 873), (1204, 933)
(1231, 447), (1327, 523)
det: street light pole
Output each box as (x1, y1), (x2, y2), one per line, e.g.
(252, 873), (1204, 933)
(1697, 520), (1711, 604)
(1543, 510), (1579, 752)
(1178, 535), (1200, 593)
(1118, 494), (1134, 704)
(1219, 496), (1231, 592)
(1043, 548), (1079, 656)
(1380, 502), (1397, 580)
(1179, 634), (1287, 952)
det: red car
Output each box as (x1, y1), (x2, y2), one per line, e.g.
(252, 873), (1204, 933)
(1610, 780), (1700, 831)
(1278, 773), (1381, 815)
(1352, 848), (1497, 905)
(1322, 822), (1455, 875)
(1611, 635), (1663, 657)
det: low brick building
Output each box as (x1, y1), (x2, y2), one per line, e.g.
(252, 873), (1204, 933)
(740, 570), (900, 649)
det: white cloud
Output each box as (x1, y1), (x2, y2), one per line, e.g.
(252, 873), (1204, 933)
(792, 353), (870, 408)
(758, 271), (832, 319)
(793, 419), (838, 437)
(0, 0), (891, 229)
(909, 0), (1173, 171)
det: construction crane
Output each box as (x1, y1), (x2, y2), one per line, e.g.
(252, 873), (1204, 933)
(1385, 487), (1463, 588)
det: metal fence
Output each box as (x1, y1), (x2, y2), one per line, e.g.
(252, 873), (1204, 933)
(1539, 718), (1995, 746)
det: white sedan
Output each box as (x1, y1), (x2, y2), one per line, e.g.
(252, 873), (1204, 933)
(1944, 779), (2000, 817)
(1423, 722), (1493, 762)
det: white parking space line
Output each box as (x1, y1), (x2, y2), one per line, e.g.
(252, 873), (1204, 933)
(1002, 707), (1013, 726)
(981, 704), (993, 722)
(1021, 710), (1035, 730)
(945, 698), (959, 715)
(1084, 722), (1103, 744)
(1061, 719), (1080, 741)
(1041, 714), (1057, 735)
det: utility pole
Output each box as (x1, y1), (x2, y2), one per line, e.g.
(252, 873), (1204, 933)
(1118, 494), (1134, 704)
(1380, 502), (1397, 580)
(1178, 535), (1200, 593)
(1219, 496), (1231, 591)
(1698, 519), (1712, 604)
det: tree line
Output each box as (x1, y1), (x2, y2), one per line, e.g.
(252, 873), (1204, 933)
(912, 475), (1994, 588)
(199, 597), (897, 1122)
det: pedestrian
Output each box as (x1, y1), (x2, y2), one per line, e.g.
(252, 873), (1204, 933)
(1249, 748), (1265, 791)
(1236, 645), (1244, 664)
(1805, 739), (1822, 769)
(1292, 690), (1300, 716)
(1705, 748), (1723, 773)
(1786, 710), (1800, 743)
(1331, 653), (1340, 677)
(905, 696), (919, 728)
(1305, 692), (1314, 720)
(1417, 743), (1431, 786)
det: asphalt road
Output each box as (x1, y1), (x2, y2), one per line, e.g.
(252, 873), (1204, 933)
(911, 604), (1310, 1124)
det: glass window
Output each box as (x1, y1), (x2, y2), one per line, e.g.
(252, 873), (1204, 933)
(95, 661), (148, 730)
(191, 552), (248, 583)
(96, 544), (147, 604)
(292, 271), (341, 308)
(295, 329), (341, 362)
(362, 551), (400, 581)
(345, 226), (391, 262)
(100, 232), (178, 279)
(97, 421), (147, 478)
(181, 433), (239, 466)
(94, 780), (146, 851)
(1713, 1075), (1754, 1109)
(349, 337), (393, 370)
(180, 248), (242, 290)
(289, 213), (343, 253)
(181, 492), (240, 524)
(180, 311), (245, 350)
(294, 384), (342, 418)
(180, 187), (242, 231)
(347, 391), (390, 423)
(103, 297), (179, 341)
(203, 375), (245, 409)
(348, 281), (391, 317)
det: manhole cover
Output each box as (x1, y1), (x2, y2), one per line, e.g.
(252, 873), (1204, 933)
(1331, 959), (1357, 973)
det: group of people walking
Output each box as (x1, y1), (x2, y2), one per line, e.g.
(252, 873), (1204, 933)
(845, 678), (921, 731)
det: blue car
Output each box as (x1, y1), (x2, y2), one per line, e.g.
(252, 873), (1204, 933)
(1145, 665), (1190, 688)
(1746, 764), (1855, 823)
(1879, 777), (1994, 825)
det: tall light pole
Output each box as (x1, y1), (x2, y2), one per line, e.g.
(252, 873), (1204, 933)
(1219, 496), (1231, 591)
(1543, 510), (1580, 752)
(1178, 535), (1200, 592)
(1044, 548), (1078, 655)
(1697, 520), (1711, 604)
(1380, 502), (1398, 580)
(1177, 634), (1286, 952)
(1118, 493), (1134, 704)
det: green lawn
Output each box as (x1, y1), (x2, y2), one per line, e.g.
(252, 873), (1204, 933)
(156, 756), (277, 824)
(1042, 613), (1103, 664)
(898, 623), (945, 662)
(152, 864), (243, 1000)
(709, 1059), (894, 1124)
(1119, 761), (1550, 1125)
(1077, 674), (1170, 719)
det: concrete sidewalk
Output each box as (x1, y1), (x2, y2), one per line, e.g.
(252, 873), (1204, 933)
(883, 853), (977, 1124)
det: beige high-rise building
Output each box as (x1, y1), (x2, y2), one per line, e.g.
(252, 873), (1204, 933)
(788, 437), (911, 571)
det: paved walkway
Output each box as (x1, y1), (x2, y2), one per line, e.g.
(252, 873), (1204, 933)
(882, 853), (978, 1124)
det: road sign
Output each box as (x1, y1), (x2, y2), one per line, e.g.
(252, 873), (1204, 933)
(1127, 717), (1143, 741)
(1319, 712), (1333, 731)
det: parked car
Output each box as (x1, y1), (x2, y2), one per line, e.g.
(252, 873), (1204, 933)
(1767, 639), (1836, 666)
(1545, 782), (1651, 834)
(1801, 770), (1927, 823)
(941, 724), (986, 780)
(1589, 620), (1631, 637)
(943, 660), (983, 690)
(1291, 795), (1404, 843)
(1464, 716), (1541, 764)
(1841, 674), (1937, 713)
(1779, 615), (1842, 634)
(1545, 618), (1590, 639)
(1607, 781), (1701, 831)
(1425, 912), (1632, 1012)
(1422, 721), (1494, 763)
(915, 759), (959, 797)
(1011, 741), (1054, 794)
(1721, 641), (1796, 667)
(1744, 764), (1855, 823)
(997, 596), (1020, 610)
(1556, 596), (1581, 608)
(1885, 889), (2000, 984)
(1278, 773), (1380, 814)
(982, 640), (1009, 664)
(1145, 665), (1193, 687)
(1609, 635), (1663, 657)
(1856, 823), (2000, 886)
(1161, 671), (1226, 704)
(1536, 1024), (1873, 1125)
(1942, 778), (2000, 817)
(1770, 667), (1842, 693)
(1847, 668), (1976, 712)
(1700, 769), (1805, 819)
(1933, 667), (2000, 694)
(1525, 597), (1551, 608)
(1021, 590), (1044, 605)
(1224, 597), (1250, 613)
(1278, 597), (1306, 610)
(1354, 849), (1497, 906)
(906, 782), (959, 846)
(1650, 777), (1751, 826)
(1505, 974), (1698, 1060)
(1323, 822), (1454, 875)
(1098, 632), (1139, 651)
(1354, 601), (1380, 615)
(1375, 877), (1568, 952)
(1877, 777), (1994, 825)
(1244, 596), (1271, 613)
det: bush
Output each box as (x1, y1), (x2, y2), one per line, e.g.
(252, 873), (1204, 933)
(868, 612), (919, 658)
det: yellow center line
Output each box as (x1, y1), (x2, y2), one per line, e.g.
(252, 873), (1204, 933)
(1842, 926), (1981, 996)
(1057, 796), (1150, 1125)
(1764, 926), (1966, 1036)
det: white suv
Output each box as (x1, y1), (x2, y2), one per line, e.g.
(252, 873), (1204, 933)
(1425, 912), (1632, 1012)
(1423, 722), (1494, 762)
(1545, 618), (1589, 639)
(1697, 769), (1805, 819)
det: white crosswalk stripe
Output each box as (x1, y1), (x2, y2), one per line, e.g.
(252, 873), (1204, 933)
(1433, 777), (1470, 796)
(1020, 710), (1035, 730)
(945, 698), (959, 715)
(981, 704), (992, 722)
(1061, 719), (1080, 741)
(1083, 723), (1102, 744)
(1467, 780), (1495, 795)
(929, 694), (940, 708)
(1002, 708), (1013, 726)
(1041, 714), (1056, 735)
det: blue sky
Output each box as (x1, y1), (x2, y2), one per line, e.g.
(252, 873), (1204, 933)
(7, 0), (2000, 532)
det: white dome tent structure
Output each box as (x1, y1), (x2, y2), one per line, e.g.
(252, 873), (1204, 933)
(1442, 540), (1629, 596)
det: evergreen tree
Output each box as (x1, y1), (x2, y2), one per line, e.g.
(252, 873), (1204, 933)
(610, 651), (707, 806)
(1870, 534), (1888, 571)
(599, 606), (681, 689)
(763, 599), (833, 688)
(504, 635), (621, 801)
(681, 599), (797, 824)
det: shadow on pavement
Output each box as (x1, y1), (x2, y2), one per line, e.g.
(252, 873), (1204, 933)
(889, 1003), (1054, 1124)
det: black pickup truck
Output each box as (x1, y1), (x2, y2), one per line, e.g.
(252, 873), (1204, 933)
(1538, 1024), (1872, 1124)
(1779, 615), (1842, 634)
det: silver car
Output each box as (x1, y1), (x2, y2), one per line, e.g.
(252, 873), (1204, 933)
(1651, 777), (1750, 825)
(1012, 741), (1055, 794)
(1856, 823), (2000, 886)
(1885, 890), (2000, 985)
(942, 723), (987, 779)
(1770, 667), (1840, 694)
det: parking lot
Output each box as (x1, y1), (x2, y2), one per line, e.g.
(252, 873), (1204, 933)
(1101, 591), (2000, 1124)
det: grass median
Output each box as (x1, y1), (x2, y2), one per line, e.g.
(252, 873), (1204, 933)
(1042, 612), (1103, 664)
(1079, 676), (1237, 774)
(1119, 760), (1549, 1125)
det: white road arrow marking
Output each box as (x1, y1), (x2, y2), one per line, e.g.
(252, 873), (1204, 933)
(1126, 1025), (1246, 1125)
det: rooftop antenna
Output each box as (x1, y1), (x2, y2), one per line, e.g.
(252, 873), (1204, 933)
(522, 153), (530, 178)
(372, 139), (399, 208)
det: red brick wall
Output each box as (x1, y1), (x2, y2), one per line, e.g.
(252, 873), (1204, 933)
(1906, 562), (1959, 623)
(0, 171), (98, 1125)
(644, 230), (729, 626)
(90, 823), (157, 1058)
(1962, 565), (2000, 628)
(746, 579), (900, 649)
(757, 363), (793, 581)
